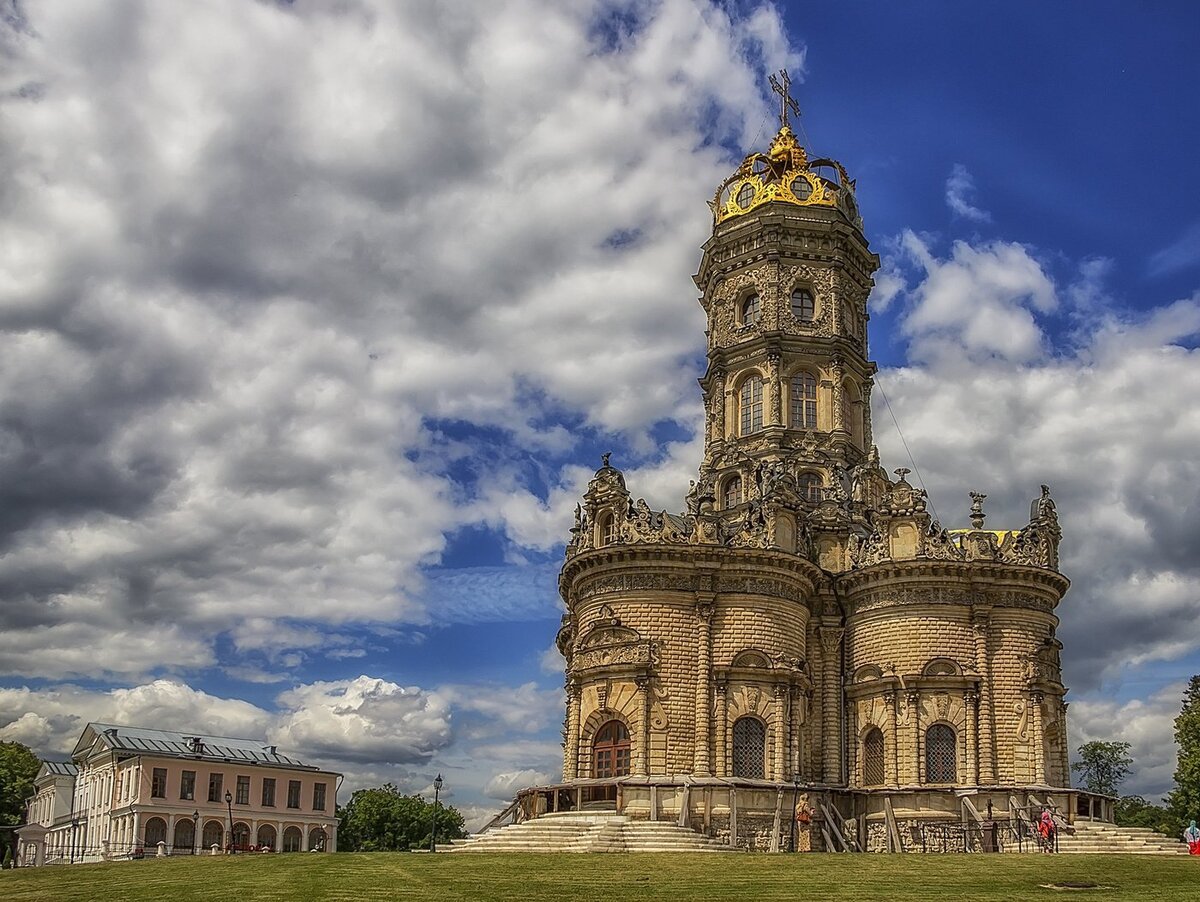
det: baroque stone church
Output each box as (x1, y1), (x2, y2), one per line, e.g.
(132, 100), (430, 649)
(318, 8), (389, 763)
(516, 80), (1095, 852)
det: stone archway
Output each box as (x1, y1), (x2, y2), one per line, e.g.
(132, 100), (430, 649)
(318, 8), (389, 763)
(143, 817), (167, 850)
(308, 827), (327, 851)
(256, 824), (277, 850)
(202, 819), (223, 851)
(173, 818), (196, 854)
(282, 825), (303, 852)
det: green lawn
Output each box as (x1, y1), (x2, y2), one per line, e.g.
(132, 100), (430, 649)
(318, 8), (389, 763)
(2, 853), (1197, 901)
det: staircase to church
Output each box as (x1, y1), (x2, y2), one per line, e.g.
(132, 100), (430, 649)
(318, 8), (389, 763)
(1055, 822), (1187, 855)
(446, 812), (730, 853)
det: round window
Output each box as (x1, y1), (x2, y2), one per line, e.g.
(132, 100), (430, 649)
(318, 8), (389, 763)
(737, 182), (756, 209)
(791, 176), (812, 200)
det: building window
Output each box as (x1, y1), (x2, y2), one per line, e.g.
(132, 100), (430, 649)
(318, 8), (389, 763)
(202, 820), (223, 849)
(863, 729), (885, 786)
(790, 373), (817, 429)
(180, 770), (195, 801)
(596, 511), (616, 547)
(151, 768), (167, 798)
(739, 376), (764, 435)
(287, 780), (302, 809)
(842, 300), (856, 337)
(791, 288), (815, 322)
(925, 725), (957, 783)
(736, 182), (755, 209)
(207, 773), (222, 803)
(593, 720), (631, 778)
(740, 293), (761, 327)
(799, 473), (823, 504)
(262, 778), (276, 808)
(236, 775), (250, 805)
(731, 717), (766, 779)
(723, 475), (742, 509)
(313, 783), (327, 811)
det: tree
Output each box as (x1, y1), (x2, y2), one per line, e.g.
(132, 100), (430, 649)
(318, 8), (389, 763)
(0, 741), (41, 864)
(1071, 740), (1133, 796)
(337, 783), (466, 852)
(1168, 675), (1200, 828)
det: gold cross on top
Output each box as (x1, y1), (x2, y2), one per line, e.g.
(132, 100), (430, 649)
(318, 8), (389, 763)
(768, 69), (800, 130)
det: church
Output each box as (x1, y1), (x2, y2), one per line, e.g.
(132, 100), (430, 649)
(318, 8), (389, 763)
(483, 75), (1114, 854)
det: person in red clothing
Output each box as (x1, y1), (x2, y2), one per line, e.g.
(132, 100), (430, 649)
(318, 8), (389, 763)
(1183, 820), (1200, 854)
(1038, 807), (1056, 853)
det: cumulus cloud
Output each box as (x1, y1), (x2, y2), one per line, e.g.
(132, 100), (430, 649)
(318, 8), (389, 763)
(0, 0), (800, 678)
(945, 163), (992, 223)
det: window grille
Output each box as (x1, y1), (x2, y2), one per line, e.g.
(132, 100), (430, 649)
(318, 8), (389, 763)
(799, 473), (823, 504)
(737, 183), (756, 208)
(740, 377), (764, 435)
(925, 725), (957, 783)
(741, 294), (761, 326)
(791, 288), (815, 322)
(723, 476), (742, 509)
(731, 717), (766, 779)
(593, 720), (631, 778)
(863, 729), (885, 786)
(790, 373), (817, 428)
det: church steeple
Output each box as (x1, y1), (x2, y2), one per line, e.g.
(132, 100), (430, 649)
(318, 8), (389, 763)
(694, 75), (879, 518)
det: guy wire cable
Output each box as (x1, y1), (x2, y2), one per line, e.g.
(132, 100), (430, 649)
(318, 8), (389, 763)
(873, 372), (940, 525)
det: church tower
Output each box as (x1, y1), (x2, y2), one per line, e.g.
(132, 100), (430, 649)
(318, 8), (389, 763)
(512, 74), (1083, 853)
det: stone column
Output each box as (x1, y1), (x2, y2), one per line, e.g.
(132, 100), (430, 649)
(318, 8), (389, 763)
(714, 679), (728, 777)
(831, 358), (846, 433)
(772, 683), (787, 781)
(564, 677), (581, 780)
(635, 676), (650, 776)
(861, 377), (875, 448)
(1030, 690), (1046, 784)
(964, 689), (980, 785)
(693, 601), (714, 775)
(888, 690), (899, 786)
(302, 823), (309, 852)
(907, 691), (922, 784)
(1059, 700), (1071, 788)
(972, 608), (997, 783)
(767, 351), (783, 426)
(711, 368), (726, 442)
(818, 625), (843, 784)
(328, 823), (337, 853)
(790, 687), (806, 780)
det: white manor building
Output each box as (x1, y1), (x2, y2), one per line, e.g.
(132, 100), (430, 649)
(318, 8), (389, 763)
(16, 723), (340, 866)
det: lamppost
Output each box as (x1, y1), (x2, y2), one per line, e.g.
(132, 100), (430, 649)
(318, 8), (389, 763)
(225, 790), (234, 854)
(429, 774), (443, 852)
(192, 810), (199, 856)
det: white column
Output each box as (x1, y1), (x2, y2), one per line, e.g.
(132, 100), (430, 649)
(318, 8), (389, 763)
(328, 823), (337, 853)
(301, 823), (310, 851)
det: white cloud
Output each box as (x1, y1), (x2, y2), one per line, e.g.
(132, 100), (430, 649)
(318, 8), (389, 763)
(483, 769), (555, 801)
(944, 163), (992, 223)
(0, 0), (801, 677)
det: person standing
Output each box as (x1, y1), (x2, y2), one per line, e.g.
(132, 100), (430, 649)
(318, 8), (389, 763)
(1183, 820), (1200, 855)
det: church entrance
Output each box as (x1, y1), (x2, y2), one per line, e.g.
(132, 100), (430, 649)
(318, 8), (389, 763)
(587, 719), (630, 806)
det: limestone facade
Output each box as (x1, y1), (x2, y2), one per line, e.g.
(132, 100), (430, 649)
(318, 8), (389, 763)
(537, 110), (1083, 850)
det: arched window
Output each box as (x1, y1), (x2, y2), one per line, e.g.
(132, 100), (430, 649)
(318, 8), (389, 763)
(596, 511), (616, 547)
(862, 729), (885, 786)
(309, 828), (327, 851)
(202, 820), (223, 851)
(739, 376), (764, 435)
(144, 816), (167, 848)
(732, 717), (766, 779)
(173, 818), (195, 854)
(723, 475), (742, 509)
(790, 373), (817, 429)
(741, 293), (761, 327)
(594, 719), (631, 778)
(798, 473), (823, 504)
(257, 824), (277, 850)
(791, 288), (815, 322)
(232, 822), (250, 851)
(925, 724), (957, 783)
(282, 825), (303, 853)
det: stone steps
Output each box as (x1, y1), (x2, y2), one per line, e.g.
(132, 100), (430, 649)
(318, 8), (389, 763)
(1056, 823), (1187, 855)
(448, 813), (729, 853)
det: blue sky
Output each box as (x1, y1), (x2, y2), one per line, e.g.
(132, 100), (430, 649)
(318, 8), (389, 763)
(1, 0), (1199, 823)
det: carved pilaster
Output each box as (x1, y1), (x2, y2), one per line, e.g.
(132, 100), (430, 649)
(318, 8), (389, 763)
(635, 676), (650, 776)
(711, 368), (726, 445)
(565, 678), (582, 780)
(714, 679), (728, 778)
(971, 607), (996, 782)
(907, 690), (922, 784)
(818, 625), (843, 784)
(790, 687), (807, 781)
(767, 351), (783, 426)
(693, 600), (714, 775)
(773, 683), (787, 781)
(963, 689), (980, 786)
(1029, 690), (1046, 785)
(888, 689), (899, 786)
(831, 357), (846, 432)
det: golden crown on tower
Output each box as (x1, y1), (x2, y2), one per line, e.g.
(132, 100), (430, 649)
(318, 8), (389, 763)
(711, 70), (861, 228)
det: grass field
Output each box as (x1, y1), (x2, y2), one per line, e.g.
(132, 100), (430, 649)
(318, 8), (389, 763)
(2, 853), (1198, 902)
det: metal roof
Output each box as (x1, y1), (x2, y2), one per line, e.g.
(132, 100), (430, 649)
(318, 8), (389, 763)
(80, 723), (321, 771)
(40, 760), (79, 777)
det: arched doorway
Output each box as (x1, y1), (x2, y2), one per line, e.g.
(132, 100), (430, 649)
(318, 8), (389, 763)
(308, 827), (327, 851)
(202, 820), (223, 851)
(143, 817), (167, 850)
(731, 716), (766, 779)
(586, 719), (630, 806)
(173, 818), (195, 854)
(232, 822), (250, 851)
(282, 826), (303, 852)
(256, 824), (277, 851)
